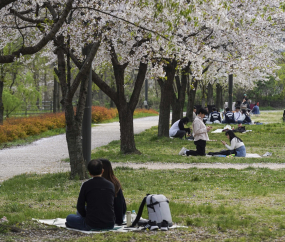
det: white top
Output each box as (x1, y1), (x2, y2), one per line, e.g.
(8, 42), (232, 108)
(234, 111), (244, 121)
(225, 137), (245, 150)
(192, 116), (209, 141)
(169, 120), (180, 137)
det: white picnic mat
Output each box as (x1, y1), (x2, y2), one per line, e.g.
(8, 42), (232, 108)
(33, 218), (186, 234)
(245, 153), (262, 158)
(211, 129), (252, 133)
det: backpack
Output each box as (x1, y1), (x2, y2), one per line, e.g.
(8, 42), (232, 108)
(131, 194), (173, 228)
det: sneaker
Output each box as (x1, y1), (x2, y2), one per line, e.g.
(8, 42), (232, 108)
(179, 147), (188, 156)
(143, 220), (159, 231)
(160, 220), (169, 231)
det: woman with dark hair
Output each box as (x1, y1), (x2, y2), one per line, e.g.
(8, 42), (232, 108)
(221, 130), (246, 157)
(169, 117), (191, 139)
(100, 159), (126, 225)
(241, 109), (252, 124)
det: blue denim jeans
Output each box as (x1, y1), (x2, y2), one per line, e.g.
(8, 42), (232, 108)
(66, 213), (114, 231)
(235, 145), (246, 157)
(66, 214), (93, 231)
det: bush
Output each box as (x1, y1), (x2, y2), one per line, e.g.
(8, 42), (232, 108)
(91, 106), (118, 123)
(134, 108), (159, 115)
(1, 113), (66, 144)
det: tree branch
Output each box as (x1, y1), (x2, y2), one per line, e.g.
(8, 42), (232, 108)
(0, 0), (17, 10)
(0, 0), (74, 64)
(68, 41), (101, 99)
(9, 8), (46, 24)
(74, 7), (170, 41)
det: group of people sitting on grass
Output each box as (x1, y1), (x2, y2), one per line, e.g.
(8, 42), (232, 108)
(222, 106), (252, 124)
(169, 108), (246, 158)
(66, 159), (127, 231)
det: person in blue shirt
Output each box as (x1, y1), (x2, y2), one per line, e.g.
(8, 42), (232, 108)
(252, 103), (260, 114)
(208, 107), (222, 123)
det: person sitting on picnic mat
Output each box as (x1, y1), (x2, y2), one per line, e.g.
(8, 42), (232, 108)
(100, 158), (126, 225)
(169, 117), (191, 139)
(221, 130), (246, 157)
(179, 108), (212, 156)
(66, 159), (115, 231)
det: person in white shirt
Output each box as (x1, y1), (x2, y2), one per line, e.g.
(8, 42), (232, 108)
(193, 106), (197, 120)
(221, 130), (246, 157)
(169, 117), (191, 139)
(179, 108), (212, 156)
(234, 107), (244, 124)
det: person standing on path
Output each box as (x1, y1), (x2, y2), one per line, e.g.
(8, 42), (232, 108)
(179, 108), (212, 156)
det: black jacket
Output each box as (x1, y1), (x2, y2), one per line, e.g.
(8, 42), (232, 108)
(77, 177), (115, 229)
(114, 188), (127, 225)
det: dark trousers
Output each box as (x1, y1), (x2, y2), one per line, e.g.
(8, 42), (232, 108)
(173, 130), (186, 139)
(186, 139), (206, 156)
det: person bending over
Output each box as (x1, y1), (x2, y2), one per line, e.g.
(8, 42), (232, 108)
(100, 158), (126, 225)
(66, 159), (115, 231)
(179, 108), (212, 156)
(221, 130), (246, 157)
(169, 117), (191, 139)
(222, 108), (235, 124)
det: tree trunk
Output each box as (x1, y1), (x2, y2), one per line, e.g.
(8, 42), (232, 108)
(216, 83), (223, 110)
(207, 83), (214, 105)
(171, 64), (189, 124)
(0, 63), (4, 125)
(201, 84), (206, 107)
(55, 35), (89, 179)
(111, 59), (147, 153)
(186, 78), (198, 122)
(158, 59), (177, 137)
(117, 104), (139, 153)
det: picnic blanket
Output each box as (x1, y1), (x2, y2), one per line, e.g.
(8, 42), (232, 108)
(33, 218), (186, 234)
(211, 129), (252, 133)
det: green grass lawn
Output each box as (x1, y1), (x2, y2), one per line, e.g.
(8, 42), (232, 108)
(92, 121), (285, 164)
(1, 111), (285, 241)
(1, 168), (285, 241)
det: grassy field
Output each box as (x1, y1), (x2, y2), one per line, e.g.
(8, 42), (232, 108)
(1, 168), (285, 241)
(91, 111), (285, 164)
(1, 110), (285, 241)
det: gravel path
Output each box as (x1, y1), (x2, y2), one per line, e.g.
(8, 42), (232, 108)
(0, 116), (159, 182)
(0, 115), (284, 182)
